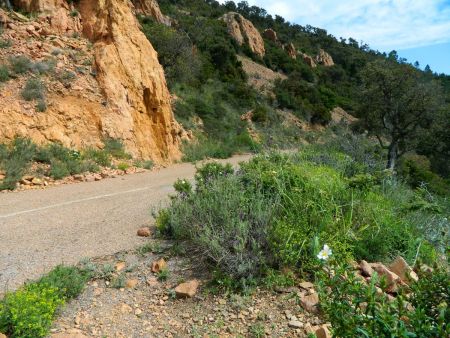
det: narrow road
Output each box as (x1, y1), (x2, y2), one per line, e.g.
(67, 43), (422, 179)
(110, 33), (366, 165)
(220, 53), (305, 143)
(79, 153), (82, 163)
(0, 154), (252, 292)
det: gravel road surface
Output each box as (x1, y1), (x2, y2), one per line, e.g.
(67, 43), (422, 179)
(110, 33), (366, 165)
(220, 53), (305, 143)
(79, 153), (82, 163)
(0, 154), (252, 292)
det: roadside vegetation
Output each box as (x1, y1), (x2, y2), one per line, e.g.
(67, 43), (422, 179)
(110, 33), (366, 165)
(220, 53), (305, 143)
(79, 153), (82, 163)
(0, 266), (90, 337)
(0, 137), (137, 191)
(156, 129), (449, 336)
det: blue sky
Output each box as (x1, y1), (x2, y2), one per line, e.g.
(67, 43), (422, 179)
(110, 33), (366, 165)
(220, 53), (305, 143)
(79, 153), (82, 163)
(224, 0), (450, 74)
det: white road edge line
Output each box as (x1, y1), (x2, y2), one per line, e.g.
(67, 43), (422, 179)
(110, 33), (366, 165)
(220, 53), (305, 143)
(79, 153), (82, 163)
(0, 186), (160, 219)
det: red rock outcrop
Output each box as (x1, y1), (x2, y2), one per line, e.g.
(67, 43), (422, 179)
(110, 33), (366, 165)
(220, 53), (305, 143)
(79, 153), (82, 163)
(285, 42), (296, 59)
(131, 0), (171, 26)
(263, 28), (278, 43)
(316, 49), (334, 66)
(300, 52), (317, 68)
(220, 12), (265, 58)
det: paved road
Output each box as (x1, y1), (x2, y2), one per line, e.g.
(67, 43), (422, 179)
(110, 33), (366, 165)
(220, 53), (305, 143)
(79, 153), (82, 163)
(0, 154), (252, 292)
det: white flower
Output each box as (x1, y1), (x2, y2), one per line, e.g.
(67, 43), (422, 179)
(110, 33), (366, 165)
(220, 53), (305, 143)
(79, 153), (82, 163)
(317, 244), (332, 261)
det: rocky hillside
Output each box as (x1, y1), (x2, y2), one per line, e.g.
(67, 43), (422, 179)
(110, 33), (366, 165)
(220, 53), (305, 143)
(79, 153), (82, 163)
(0, 0), (184, 163)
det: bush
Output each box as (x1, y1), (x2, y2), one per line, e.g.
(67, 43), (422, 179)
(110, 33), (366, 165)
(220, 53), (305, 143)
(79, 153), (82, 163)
(0, 265), (89, 338)
(82, 148), (111, 167)
(117, 162), (129, 171)
(21, 78), (46, 101)
(0, 39), (12, 49)
(0, 284), (63, 338)
(103, 138), (131, 159)
(157, 150), (441, 289)
(0, 138), (36, 190)
(0, 64), (9, 82)
(318, 262), (449, 337)
(9, 55), (32, 74)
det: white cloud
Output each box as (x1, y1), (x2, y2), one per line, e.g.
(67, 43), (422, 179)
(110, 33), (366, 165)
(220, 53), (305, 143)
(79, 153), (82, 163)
(223, 0), (450, 51)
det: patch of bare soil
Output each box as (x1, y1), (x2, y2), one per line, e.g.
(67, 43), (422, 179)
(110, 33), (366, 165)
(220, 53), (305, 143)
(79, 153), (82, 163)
(52, 240), (326, 337)
(237, 55), (287, 95)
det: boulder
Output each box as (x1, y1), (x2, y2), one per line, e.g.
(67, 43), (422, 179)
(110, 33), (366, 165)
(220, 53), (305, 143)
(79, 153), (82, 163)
(285, 42), (296, 59)
(359, 260), (373, 277)
(174, 280), (199, 298)
(131, 0), (171, 26)
(288, 320), (303, 328)
(371, 263), (401, 293)
(300, 52), (317, 68)
(315, 49), (334, 66)
(300, 292), (319, 313)
(299, 281), (314, 290)
(220, 12), (265, 58)
(389, 256), (418, 284)
(0, 333), (7, 338)
(263, 28), (278, 43)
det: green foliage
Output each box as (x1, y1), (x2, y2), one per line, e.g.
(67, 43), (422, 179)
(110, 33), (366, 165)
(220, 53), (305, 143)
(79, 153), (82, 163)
(173, 178), (192, 195)
(157, 147), (445, 289)
(134, 159), (154, 170)
(0, 38), (12, 49)
(117, 162), (129, 171)
(0, 265), (89, 338)
(9, 55), (32, 74)
(35, 99), (47, 112)
(157, 268), (170, 282)
(0, 284), (63, 338)
(0, 138), (36, 190)
(103, 138), (131, 160)
(0, 64), (9, 82)
(21, 78), (46, 101)
(318, 262), (449, 337)
(82, 148), (111, 167)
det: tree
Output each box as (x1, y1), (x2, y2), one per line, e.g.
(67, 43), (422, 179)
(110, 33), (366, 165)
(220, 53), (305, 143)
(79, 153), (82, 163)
(358, 60), (442, 169)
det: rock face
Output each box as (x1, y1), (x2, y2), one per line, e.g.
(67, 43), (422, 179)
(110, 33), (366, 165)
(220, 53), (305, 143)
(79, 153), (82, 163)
(316, 49), (334, 66)
(131, 0), (171, 26)
(79, 0), (182, 161)
(300, 52), (317, 68)
(285, 42), (296, 59)
(220, 12), (265, 58)
(263, 28), (278, 43)
(2, 0), (183, 163)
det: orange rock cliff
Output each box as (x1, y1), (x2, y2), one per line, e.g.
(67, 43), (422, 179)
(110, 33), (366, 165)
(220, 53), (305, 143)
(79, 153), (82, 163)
(0, 0), (183, 163)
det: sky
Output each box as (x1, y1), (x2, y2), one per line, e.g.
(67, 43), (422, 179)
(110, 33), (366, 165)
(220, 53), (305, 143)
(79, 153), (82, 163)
(224, 0), (450, 74)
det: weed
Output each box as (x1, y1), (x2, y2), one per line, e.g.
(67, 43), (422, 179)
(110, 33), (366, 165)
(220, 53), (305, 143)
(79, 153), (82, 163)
(0, 39), (12, 49)
(249, 322), (265, 338)
(103, 138), (131, 159)
(0, 64), (9, 82)
(110, 274), (126, 289)
(136, 243), (154, 256)
(134, 159), (154, 170)
(9, 55), (32, 74)
(21, 78), (46, 101)
(117, 162), (129, 171)
(36, 99), (47, 112)
(157, 268), (170, 282)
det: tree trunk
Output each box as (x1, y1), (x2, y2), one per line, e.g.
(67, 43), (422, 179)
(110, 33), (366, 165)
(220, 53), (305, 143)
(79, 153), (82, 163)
(386, 142), (398, 170)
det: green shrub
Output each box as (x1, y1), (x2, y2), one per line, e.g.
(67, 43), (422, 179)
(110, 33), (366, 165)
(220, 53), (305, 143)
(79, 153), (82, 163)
(0, 265), (89, 338)
(0, 65), (9, 82)
(0, 284), (63, 338)
(30, 59), (56, 75)
(318, 262), (449, 337)
(117, 162), (129, 171)
(36, 265), (90, 300)
(134, 159), (154, 170)
(103, 138), (131, 159)
(21, 78), (46, 101)
(49, 159), (70, 179)
(54, 70), (76, 86)
(9, 55), (32, 74)
(0, 39), (12, 49)
(36, 99), (47, 112)
(0, 138), (36, 190)
(82, 148), (111, 167)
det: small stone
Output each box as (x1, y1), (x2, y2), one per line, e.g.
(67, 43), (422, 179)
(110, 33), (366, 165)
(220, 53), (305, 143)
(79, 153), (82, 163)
(315, 325), (332, 338)
(126, 279), (138, 288)
(135, 308), (142, 316)
(389, 256), (418, 284)
(300, 292), (319, 313)
(137, 227), (151, 237)
(115, 261), (126, 271)
(31, 177), (43, 185)
(360, 260), (373, 277)
(288, 320), (303, 328)
(151, 258), (167, 273)
(120, 303), (132, 313)
(174, 280), (199, 298)
(299, 281), (314, 289)
(73, 174), (84, 181)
